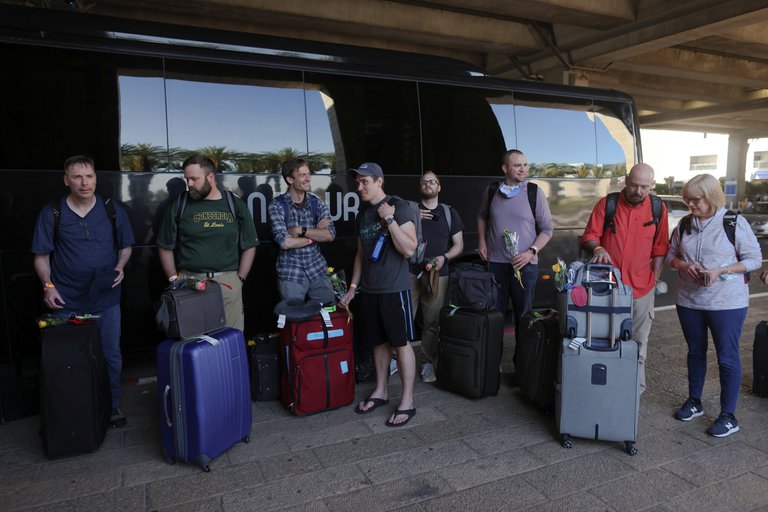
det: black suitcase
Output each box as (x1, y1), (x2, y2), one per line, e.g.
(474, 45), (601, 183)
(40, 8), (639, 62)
(437, 307), (503, 398)
(40, 322), (111, 458)
(249, 333), (280, 401)
(754, 322), (768, 397)
(516, 309), (560, 412)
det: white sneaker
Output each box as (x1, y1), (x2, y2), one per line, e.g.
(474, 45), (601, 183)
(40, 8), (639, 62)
(420, 362), (436, 383)
(389, 358), (399, 376)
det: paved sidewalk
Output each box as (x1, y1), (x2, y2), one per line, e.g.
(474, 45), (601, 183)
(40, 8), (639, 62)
(2, 302), (768, 511)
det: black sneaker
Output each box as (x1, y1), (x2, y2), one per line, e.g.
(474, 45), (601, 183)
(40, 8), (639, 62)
(707, 413), (740, 438)
(110, 407), (127, 428)
(674, 398), (703, 421)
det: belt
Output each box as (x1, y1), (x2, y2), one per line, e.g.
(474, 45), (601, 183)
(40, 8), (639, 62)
(181, 270), (227, 278)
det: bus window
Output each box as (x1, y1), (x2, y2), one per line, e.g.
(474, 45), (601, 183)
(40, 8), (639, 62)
(305, 73), (421, 175)
(119, 72), (169, 172)
(512, 95), (598, 178)
(164, 60), (306, 173)
(418, 84), (507, 176)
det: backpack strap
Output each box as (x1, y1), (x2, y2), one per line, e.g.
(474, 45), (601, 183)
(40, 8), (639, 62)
(483, 181), (501, 221)
(440, 203), (452, 232)
(174, 192), (188, 253)
(602, 192), (620, 234)
(723, 209), (737, 246)
(650, 195), (662, 229)
(527, 182), (540, 235)
(51, 195), (117, 248)
(224, 190), (245, 251)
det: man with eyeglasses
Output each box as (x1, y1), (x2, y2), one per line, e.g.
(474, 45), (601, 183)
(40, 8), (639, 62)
(409, 171), (464, 383)
(580, 163), (670, 392)
(477, 149), (553, 382)
(32, 155), (135, 427)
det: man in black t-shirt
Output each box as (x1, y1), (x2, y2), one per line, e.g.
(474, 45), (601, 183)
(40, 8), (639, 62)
(409, 171), (464, 383)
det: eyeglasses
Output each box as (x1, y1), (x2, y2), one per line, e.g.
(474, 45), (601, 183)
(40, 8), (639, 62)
(683, 196), (704, 205)
(78, 218), (89, 239)
(420, 179), (438, 185)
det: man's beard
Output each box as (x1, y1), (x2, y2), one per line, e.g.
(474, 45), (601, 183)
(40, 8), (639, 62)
(188, 181), (212, 201)
(420, 189), (438, 201)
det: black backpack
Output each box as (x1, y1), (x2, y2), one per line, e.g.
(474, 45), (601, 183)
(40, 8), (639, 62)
(677, 210), (749, 281)
(448, 262), (498, 311)
(174, 190), (246, 250)
(50, 195), (117, 248)
(603, 192), (663, 235)
(483, 181), (540, 235)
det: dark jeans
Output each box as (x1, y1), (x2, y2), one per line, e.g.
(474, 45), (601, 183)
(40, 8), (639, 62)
(676, 305), (747, 414)
(488, 262), (537, 365)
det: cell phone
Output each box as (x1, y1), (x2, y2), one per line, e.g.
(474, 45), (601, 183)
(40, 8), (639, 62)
(703, 272), (711, 286)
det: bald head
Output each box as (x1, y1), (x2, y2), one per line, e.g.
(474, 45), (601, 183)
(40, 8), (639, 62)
(624, 163), (655, 205)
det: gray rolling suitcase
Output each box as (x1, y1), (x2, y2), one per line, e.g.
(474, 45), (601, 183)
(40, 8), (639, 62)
(558, 263), (632, 341)
(555, 270), (640, 455)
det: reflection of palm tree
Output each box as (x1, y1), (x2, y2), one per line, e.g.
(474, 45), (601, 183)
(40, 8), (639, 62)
(197, 146), (242, 172)
(262, 147), (305, 173)
(120, 143), (167, 172)
(308, 151), (336, 172)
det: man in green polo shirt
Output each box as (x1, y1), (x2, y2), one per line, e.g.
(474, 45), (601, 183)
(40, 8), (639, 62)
(157, 155), (259, 331)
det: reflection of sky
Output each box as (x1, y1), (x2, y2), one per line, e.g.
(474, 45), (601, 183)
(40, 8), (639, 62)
(491, 105), (626, 165)
(120, 75), (625, 165)
(119, 77), (335, 154)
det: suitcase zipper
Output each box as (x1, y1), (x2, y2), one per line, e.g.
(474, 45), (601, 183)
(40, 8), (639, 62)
(294, 349), (344, 412)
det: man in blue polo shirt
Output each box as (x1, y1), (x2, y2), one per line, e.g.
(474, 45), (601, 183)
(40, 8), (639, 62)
(32, 155), (135, 427)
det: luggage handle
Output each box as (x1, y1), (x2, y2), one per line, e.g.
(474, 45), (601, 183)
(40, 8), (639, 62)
(585, 276), (617, 349)
(163, 384), (173, 428)
(583, 263), (617, 287)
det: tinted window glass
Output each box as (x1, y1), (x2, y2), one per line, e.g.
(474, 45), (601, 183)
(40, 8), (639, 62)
(512, 92), (597, 178)
(0, 44), (149, 170)
(119, 73), (168, 172)
(419, 84), (507, 175)
(305, 73), (420, 175)
(164, 61), (305, 173)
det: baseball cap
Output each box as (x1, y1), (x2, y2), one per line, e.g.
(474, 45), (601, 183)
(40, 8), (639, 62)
(348, 162), (383, 178)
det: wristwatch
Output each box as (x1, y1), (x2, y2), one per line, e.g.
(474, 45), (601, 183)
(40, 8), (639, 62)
(385, 216), (395, 225)
(529, 246), (538, 255)
(300, 226), (307, 237)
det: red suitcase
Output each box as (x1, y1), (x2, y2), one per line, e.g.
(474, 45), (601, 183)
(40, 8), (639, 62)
(280, 309), (355, 416)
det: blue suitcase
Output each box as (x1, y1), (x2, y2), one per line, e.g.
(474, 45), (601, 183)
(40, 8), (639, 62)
(157, 328), (252, 472)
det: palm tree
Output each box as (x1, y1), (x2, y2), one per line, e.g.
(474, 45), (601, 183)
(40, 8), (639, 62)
(262, 147), (306, 174)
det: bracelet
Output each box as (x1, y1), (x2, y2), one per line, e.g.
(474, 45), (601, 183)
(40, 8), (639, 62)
(168, 274), (178, 283)
(349, 283), (358, 289)
(42, 282), (55, 291)
(593, 246), (604, 254)
(307, 238), (314, 245)
(238, 275), (246, 283)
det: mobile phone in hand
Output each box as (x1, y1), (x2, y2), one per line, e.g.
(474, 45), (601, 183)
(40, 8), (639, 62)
(703, 272), (711, 286)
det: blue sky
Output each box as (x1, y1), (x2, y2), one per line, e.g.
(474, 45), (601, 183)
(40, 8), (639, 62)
(120, 76), (628, 165)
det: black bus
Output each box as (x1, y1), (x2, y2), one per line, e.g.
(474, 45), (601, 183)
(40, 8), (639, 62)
(0, 4), (639, 374)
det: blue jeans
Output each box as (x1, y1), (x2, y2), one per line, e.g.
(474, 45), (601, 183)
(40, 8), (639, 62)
(676, 305), (746, 414)
(488, 262), (537, 364)
(56, 304), (122, 408)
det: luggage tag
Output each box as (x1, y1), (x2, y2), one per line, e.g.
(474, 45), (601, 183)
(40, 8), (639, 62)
(568, 337), (585, 351)
(319, 308), (333, 328)
(196, 334), (221, 346)
(277, 314), (286, 329)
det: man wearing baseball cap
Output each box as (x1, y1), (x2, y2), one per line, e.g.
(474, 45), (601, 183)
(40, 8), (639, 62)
(340, 162), (419, 427)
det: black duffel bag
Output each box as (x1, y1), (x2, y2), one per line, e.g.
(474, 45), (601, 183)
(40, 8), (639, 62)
(448, 262), (498, 311)
(155, 280), (226, 339)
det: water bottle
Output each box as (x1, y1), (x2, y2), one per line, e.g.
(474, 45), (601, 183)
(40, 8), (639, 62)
(370, 232), (389, 262)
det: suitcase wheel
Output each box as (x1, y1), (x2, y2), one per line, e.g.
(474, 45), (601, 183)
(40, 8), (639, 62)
(561, 434), (573, 449)
(202, 465), (211, 473)
(243, 435), (250, 444)
(624, 441), (637, 456)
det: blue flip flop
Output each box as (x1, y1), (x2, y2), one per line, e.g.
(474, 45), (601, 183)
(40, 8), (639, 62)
(355, 397), (389, 414)
(385, 408), (416, 427)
